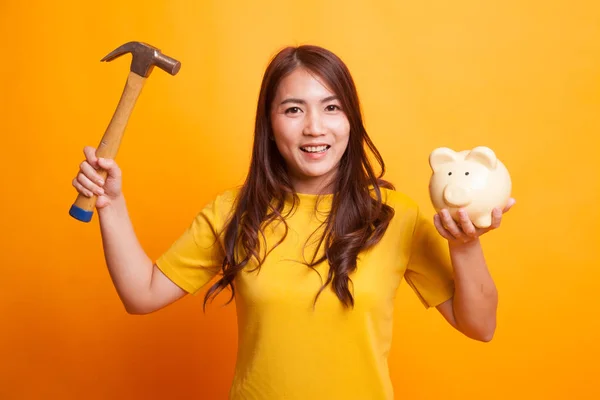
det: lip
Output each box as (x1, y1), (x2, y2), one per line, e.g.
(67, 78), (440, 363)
(299, 143), (330, 148)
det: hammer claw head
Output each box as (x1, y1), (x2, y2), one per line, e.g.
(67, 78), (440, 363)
(101, 41), (181, 77)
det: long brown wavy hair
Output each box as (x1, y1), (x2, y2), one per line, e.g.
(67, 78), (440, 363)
(204, 45), (395, 310)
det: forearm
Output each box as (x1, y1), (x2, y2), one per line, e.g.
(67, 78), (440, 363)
(449, 239), (498, 341)
(97, 195), (153, 312)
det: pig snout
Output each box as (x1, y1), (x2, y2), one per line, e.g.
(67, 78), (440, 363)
(443, 184), (472, 207)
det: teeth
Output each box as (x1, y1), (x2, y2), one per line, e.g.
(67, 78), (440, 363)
(301, 145), (329, 153)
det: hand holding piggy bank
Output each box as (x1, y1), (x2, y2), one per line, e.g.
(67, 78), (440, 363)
(428, 146), (512, 229)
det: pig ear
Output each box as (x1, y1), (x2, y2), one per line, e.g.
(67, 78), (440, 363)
(465, 146), (497, 169)
(429, 147), (458, 171)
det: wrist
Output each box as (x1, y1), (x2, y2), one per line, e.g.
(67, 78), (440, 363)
(448, 238), (481, 254)
(98, 194), (127, 218)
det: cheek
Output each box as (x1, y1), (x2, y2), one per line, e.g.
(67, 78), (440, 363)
(330, 117), (350, 140)
(270, 116), (283, 138)
(271, 123), (297, 158)
(334, 120), (350, 148)
(271, 116), (299, 144)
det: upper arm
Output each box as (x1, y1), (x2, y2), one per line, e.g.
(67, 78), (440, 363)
(135, 264), (188, 314)
(404, 205), (455, 308)
(436, 296), (459, 330)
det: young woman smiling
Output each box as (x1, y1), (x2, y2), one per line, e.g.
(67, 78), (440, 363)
(72, 44), (514, 399)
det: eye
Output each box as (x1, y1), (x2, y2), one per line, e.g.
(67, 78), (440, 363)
(285, 107), (302, 114)
(325, 104), (341, 112)
(465, 172), (470, 175)
(448, 172), (452, 176)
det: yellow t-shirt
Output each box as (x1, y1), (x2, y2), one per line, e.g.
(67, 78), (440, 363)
(155, 187), (454, 400)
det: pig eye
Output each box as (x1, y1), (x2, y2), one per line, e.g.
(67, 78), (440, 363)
(465, 172), (470, 175)
(448, 172), (452, 176)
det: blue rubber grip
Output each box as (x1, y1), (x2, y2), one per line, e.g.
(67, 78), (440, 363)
(69, 204), (94, 222)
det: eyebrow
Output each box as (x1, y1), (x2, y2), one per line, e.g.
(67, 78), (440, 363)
(279, 95), (339, 105)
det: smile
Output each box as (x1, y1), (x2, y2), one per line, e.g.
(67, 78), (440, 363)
(300, 145), (330, 153)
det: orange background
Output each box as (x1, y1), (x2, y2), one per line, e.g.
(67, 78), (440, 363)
(1, 0), (599, 399)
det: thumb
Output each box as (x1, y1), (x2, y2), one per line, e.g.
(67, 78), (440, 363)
(97, 157), (121, 179)
(503, 197), (516, 213)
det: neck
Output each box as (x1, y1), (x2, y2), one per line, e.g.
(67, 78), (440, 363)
(289, 176), (337, 195)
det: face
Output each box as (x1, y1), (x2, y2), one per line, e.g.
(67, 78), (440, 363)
(270, 68), (350, 194)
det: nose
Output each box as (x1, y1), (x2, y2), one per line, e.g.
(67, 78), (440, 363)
(443, 184), (472, 207)
(303, 111), (326, 136)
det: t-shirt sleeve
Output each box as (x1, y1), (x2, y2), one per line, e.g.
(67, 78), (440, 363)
(404, 205), (455, 308)
(155, 192), (234, 295)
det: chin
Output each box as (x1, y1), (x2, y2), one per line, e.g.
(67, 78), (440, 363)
(300, 168), (336, 181)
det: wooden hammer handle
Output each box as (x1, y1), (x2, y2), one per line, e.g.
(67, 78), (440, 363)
(69, 72), (146, 222)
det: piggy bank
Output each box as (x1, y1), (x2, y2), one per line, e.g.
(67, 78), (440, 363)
(428, 146), (512, 228)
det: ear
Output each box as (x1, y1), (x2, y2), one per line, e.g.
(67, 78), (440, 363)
(429, 147), (458, 171)
(465, 146), (497, 169)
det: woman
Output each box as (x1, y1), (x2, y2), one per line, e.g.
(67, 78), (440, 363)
(72, 45), (514, 399)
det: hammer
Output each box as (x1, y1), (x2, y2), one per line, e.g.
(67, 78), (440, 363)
(69, 41), (181, 222)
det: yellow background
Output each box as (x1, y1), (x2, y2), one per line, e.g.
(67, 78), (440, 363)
(1, 0), (599, 398)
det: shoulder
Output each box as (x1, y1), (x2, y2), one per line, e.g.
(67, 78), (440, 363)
(378, 187), (419, 213)
(197, 186), (242, 222)
(376, 187), (428, 232)
(212, 186), (242, 207)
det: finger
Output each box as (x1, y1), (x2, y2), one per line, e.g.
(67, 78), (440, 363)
(503, 198), (516, 213)
(75, 171), (104, 196)
(457, 209), (477, 238)
(433, 214), (455, 241)
(83, 146), (99, 169)
(79, 160), (105, 187)
(490, 207), (503, 229)
(440, 209), (465, 241)
(72, 177), (96, 198)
